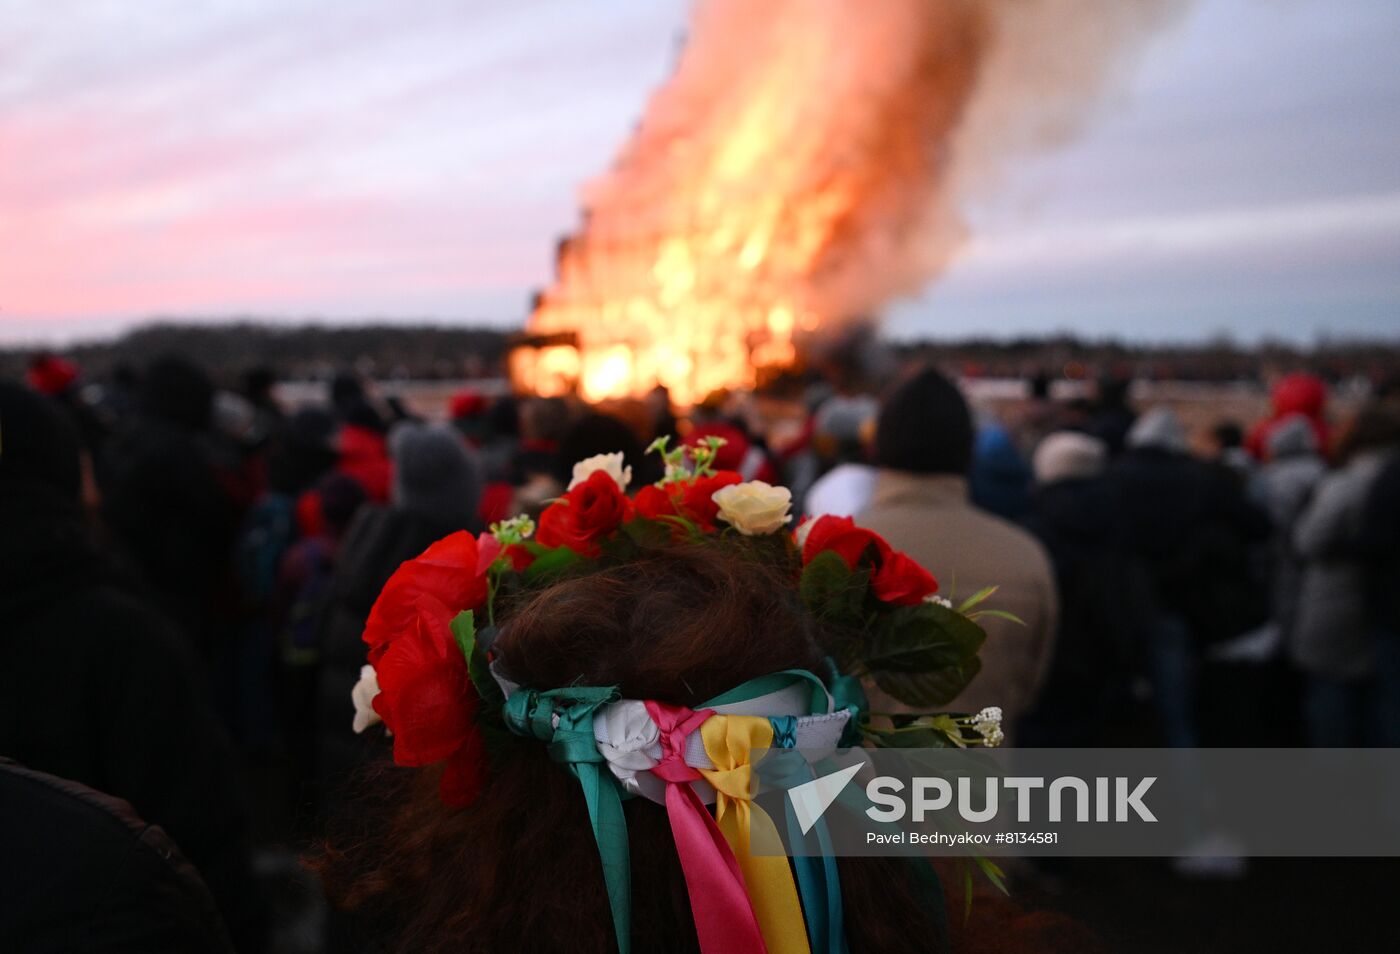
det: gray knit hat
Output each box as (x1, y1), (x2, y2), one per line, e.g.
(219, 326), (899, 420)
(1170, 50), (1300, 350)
(1032, 431), (1109, 484)
(389, 423), (483, 527)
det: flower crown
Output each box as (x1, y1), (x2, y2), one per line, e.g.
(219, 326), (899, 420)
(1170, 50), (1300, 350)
(351, 438), (1003, 954)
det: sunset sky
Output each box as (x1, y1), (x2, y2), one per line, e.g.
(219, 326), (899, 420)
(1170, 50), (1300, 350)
(3, 0), (1398, 345)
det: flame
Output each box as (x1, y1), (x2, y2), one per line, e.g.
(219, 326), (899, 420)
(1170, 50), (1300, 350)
(511, 0), (1188, 405)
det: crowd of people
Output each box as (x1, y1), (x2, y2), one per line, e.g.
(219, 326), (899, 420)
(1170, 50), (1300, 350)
(2, 348), (1398, 951)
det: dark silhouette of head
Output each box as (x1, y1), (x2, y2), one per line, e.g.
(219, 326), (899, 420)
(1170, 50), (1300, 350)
(242, 366), (278, 408)
(875, 367), (975, 476)
(0, 382), (82, 500)
(555, 412), (645, 486)
(138, 356), (214, 431)
(331, 372), (367, 415)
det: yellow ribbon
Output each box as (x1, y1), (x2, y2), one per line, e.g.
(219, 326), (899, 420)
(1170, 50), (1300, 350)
(699, 715), (812, 954)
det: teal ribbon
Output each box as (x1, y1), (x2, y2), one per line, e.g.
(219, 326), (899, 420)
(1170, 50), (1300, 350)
(503, 685), (631, 954)
(701, 668), (831, 713)
(767, 717), (850, 954)
(824, 659), (868, 748)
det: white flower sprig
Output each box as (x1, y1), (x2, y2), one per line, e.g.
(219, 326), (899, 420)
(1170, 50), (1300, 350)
(490, 514), (536, 546)
(647, 435), (728, 485)
(970, 706), (1004, 747)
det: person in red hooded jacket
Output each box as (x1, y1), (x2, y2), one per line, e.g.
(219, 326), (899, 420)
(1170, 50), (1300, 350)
(1247, 372), (1331, 460)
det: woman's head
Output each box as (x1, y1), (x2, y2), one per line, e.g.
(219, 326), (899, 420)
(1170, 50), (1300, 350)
(495, 539), (819, 703)
(314, 539), (946, 953)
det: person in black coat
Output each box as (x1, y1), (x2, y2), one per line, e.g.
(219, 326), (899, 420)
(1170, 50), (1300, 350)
(1019, 432), (1150, 746)
(1106, 408), (1272, 747)
(0, 759), (235, 953)
(0, 382), (264, 949)
(96, 356), (243, 656)
(1357, 450), (1400, 636)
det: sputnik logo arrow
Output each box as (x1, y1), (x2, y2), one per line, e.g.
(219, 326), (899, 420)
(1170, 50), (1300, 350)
(788, 762), (863, 834)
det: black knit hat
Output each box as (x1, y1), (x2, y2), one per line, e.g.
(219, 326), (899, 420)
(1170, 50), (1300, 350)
(875, 366), (974, 475)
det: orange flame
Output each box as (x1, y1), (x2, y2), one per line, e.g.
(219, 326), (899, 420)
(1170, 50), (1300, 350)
(511, 0), (1186, 405)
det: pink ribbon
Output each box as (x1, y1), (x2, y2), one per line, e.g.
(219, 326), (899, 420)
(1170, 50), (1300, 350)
(644, 701), (768, 954)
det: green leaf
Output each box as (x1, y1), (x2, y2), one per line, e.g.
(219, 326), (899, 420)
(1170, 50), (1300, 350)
(863, 724), (963, 749)
(864, 601), (986, 707)
(520, 545), (583, 583)
(973, 856), (1009, 896)
(450, 609), (476, 664)
(955, 585), (998, 615)
(968, 608), (1025, 626)
(621, 516), (679, 547)
(451, 610), (504, 718)
(963, 864), (973, 924)
(799, 550), (870, 624)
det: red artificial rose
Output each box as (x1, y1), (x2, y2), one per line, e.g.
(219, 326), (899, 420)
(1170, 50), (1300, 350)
(634, 484), (678, 522)
(870, 550), (939, 606)
(678, 471), (742, 530)
(371, 595), (486, 806)
(502, 543), (535, 572)
(800, 515), (891, 569)
(363, 531), (487, 664)
(801, 515), (938, 606)
(633, 471), (742, 532)
(535, 469), (633, 556)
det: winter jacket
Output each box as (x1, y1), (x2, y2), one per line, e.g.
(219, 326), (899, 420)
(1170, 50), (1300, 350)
(97, 415), (242, 652)
(1106, 445), (1271, 643)
(1356, 453), (1400, 633)
(0, 759), (235, 953)
(1250, 415), (1327, 640)
(858, 471), (1059, 736)
(1020, 477), (1151, 744)
(0, 483), (263, 948)
(969, 425), (1032, 522)
(1292, 449), (1398, 678)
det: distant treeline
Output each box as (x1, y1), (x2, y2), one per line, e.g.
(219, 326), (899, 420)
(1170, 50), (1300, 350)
(0, 322), (512, 386)
(891, 334), (1400, 385)
(2, 321), (1398, 388)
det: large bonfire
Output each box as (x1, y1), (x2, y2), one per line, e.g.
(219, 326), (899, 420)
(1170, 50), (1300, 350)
(510, 0), (1186, 405)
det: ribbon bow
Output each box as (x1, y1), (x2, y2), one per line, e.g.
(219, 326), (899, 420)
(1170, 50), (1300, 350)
(699, 715), (811, 954)
(504, 686), (631, 954)
(645, 700), (767, 954)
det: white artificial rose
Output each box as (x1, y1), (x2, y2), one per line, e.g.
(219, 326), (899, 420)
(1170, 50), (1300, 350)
(593, 700), (662, 795)
(568, 452), (633, 491)
(351, 665), (382, 734)
(712, 481), (793, 535)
